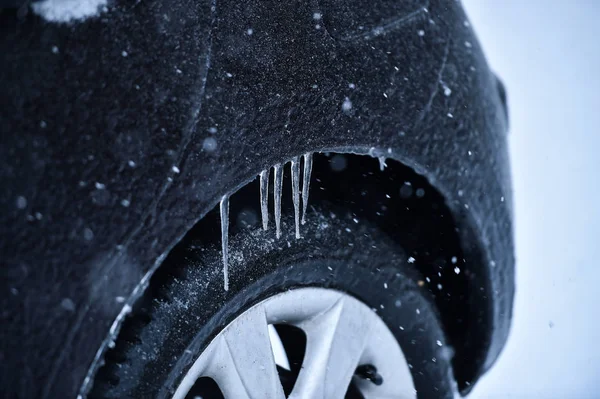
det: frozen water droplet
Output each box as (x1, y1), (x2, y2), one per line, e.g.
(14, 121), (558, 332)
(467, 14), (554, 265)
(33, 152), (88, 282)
(203, 137), (217, 152)
(313, 12), (322, 20)
(301, 152), (313, 225)
(220, 195), (230, 291)
(120, 199), (130, 207)
(226, 72), (233, 78)
(451, 256), (457, 264)
(16, 196), (27, 209)
(95, 182), (105, 190)
(416, 308), (420, 314)
(436, 340), (443, 347)
(61, 298), (75, 312)
(447, 112), (454, 118)
(208, 126), (218, 134)
(395, 299), (402, 307)
(121, 50), (128, 57)
(40, 120), (47, 128)
(260, 169), (270, 230)
(416, 188), (425, 198)
(128, 160), (136, 167)
(172, 165), (180, 173)
(273, 164), (283, 239)
(291, 157), (301, 239)
(51, 46), (59, 54)
(417, 29), (425, 36)
(464, 41), (472, 48)
(490, 260), (496, 267)
(348, 83), (356, 89)
(408, 256), (416, 264)
(341, 97), (352, 112)
(458, 189), (464, 197)
(115, 296), (125, 303)
(378, 156), (387, 171)
(437, 283), (443, 290)
(384, 282), (388, 289)
(246, 28), (253, 35)
(454, 267), (461, 274)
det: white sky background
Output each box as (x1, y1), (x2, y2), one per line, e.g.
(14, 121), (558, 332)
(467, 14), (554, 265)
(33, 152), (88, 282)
(463, 1), (600, 398)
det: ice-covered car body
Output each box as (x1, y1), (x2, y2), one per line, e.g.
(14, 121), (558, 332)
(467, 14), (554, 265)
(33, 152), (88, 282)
(0, 0), (513, 397)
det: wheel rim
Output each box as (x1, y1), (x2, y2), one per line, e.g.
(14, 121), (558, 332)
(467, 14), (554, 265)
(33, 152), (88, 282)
(172, 287), (416, 399)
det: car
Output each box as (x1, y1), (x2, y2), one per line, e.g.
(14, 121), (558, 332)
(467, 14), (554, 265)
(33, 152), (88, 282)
(0, 0), (514, 398)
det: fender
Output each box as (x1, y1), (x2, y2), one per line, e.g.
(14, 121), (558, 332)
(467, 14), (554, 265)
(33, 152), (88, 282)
(0, 0), (513, 397)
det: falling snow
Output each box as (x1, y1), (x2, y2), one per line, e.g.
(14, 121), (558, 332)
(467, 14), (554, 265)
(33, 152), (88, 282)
(16, 196), (27, 209)
(203, 137), (218, 151)
(341, 98), (352, 112)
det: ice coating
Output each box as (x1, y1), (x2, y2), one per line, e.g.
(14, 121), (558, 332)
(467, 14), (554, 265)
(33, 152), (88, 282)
(301, 152), (313, 225)
(220, 195), (230, 291)
(291, 157), (301, 239)
(273, 164), (283, 239)
(260, 169), (269, 231)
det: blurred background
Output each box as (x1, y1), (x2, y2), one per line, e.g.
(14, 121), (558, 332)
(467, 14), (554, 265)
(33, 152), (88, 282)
(462, 1), (600, 397)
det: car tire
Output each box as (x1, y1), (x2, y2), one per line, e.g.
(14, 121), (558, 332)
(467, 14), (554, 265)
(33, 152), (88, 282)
(90, 205), (456, 399)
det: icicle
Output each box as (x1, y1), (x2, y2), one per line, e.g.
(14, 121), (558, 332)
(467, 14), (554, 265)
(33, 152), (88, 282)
(220, 195), (230, 291)
(378, 156), (387, 171)
(291, 157), (301, 239)
(301, 152), (313, 225)
(259, 169), (269, 231)
(273, 164), (283, 239)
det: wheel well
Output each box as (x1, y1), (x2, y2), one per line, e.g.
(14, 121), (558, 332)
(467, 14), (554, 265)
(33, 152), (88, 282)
(127, 152), (490, 393)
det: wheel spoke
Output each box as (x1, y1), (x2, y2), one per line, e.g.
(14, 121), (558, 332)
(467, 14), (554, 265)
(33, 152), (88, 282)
(217, 306), (285, 399)
(289, 297), (373, 399)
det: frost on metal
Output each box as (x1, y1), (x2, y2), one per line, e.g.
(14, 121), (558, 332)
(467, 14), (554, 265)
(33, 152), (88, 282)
(291, 156), (301, 239)
(220, 195), (230, 291)
(31, 0), (108, 23)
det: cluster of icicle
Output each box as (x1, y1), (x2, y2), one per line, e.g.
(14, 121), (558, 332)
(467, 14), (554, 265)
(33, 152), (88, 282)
(219, 153), (313, 291)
